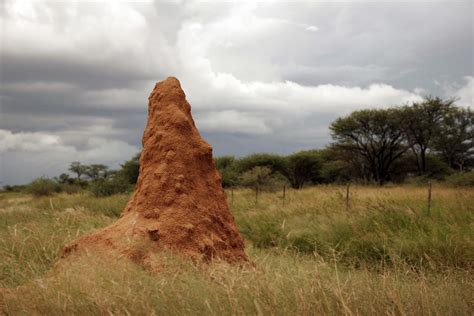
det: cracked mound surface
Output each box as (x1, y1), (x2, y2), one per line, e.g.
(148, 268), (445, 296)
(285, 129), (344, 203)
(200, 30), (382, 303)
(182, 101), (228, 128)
(62, 77), (248, 265)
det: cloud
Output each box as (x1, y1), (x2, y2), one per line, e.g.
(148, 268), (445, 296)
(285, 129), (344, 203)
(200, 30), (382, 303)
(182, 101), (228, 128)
(0, 130), (61, 152)
(445, 76), (474, 108)
(196, 110), (272, 135)
(0, 0), (472, 185)
(0, 129), (138, 184)
(0, 129), (138, 161)
(305, 25), (319, 32)
(1, 0), (173, 89)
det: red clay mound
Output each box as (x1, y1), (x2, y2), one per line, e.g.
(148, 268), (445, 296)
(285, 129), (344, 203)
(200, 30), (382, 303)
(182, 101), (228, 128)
(62, 77), (248, 265)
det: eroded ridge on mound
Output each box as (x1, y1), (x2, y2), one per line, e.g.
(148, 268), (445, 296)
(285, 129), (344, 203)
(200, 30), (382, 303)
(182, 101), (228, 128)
(63, 77), (248, 265)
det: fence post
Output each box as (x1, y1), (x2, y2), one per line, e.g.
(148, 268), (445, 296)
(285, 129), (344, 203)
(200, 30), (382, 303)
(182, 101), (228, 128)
(231, 187), (234, 206)
(255, 185), (259, 205)
(282, 185), (286, 206)
(427, 181), (432, 215)
(345, 183), (350, 211)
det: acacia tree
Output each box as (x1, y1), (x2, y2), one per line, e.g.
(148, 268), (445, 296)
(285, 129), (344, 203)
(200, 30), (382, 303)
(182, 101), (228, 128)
(286, 150), (321, 189)
(85, 164), (109, 180)
(400, 97), (454, 175)
(330, 108), (408, 185)
(68, 162), (88, 180)
(215, 156), (238, 187)
(433, 107), (474, 172)
(120, 153), (141, 184)
(234, 153), (289, 178)
(57, 173), (73, 184)
(239, 166), (273, 188)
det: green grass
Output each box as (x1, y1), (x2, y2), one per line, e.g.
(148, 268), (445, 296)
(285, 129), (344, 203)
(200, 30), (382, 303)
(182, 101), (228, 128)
(232, 186), (473, 269)
(0, 185), (473, 315)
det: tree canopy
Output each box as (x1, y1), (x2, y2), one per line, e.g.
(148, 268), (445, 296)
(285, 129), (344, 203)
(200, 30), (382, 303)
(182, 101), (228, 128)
(330, 108), (408, 184)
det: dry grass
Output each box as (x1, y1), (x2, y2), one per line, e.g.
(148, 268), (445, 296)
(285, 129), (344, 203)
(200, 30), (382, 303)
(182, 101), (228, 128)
(0, 185), (473, 315)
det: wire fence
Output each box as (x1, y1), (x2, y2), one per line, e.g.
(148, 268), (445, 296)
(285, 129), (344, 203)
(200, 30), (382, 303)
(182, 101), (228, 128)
(228, 182), (435, 214)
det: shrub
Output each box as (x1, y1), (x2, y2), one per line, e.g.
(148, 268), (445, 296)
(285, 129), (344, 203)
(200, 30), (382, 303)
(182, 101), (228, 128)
(445, 171), (474, 187)
(286, 150), (321, 188)
(404, 175), (432, 185)
(424, 154), (454, 180)
(219, 168), (239, 188)
(319, 160), (351, 184)
(2, 185), (27, 192)
(234, 153), (288, 176)
(215, 156), (239, 187)
(26, 178), (61, 196)
(88, 175), (133, 197)
(119, 153), (140, 184)
(60, 183), (83, 194)
(238, 215), (284, 248)
(239, 166), (287, 192)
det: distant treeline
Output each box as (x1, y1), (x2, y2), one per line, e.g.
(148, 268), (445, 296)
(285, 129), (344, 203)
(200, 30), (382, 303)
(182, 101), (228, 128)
(3, 96), (473, 195)
(2, 157), (140, 197)
(217, 96), (473, 188)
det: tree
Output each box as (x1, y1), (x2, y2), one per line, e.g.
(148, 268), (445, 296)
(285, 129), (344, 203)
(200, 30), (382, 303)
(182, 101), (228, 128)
(27, 178), (61, 196)
(57, 173), (73, 184)
(400, 97), (454, 174)
(240, 166), (272, 188)
(215, 156), (239, 187)
(330, 108), (408, 185)
(88, 173), (132, 197)
(68, 162), (88, 180)
(215, 156), (235, 170)
(239, 166), (287, 191)
(433, 107), (474, 172)
(286, 150), (321, 189)
(85, 164), (109, 180)
(120, 153), (141, 184)
(234, 153), (288, 178)
(318, 146), (367, 183)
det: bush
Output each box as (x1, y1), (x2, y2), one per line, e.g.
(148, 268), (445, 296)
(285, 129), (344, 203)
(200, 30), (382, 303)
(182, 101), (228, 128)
(60, 183), (83, 194)
(286, 150), (321, 188)
(404, 175), (433, 185)
(219, 168), (239, 188)
(445, 171), (474, 187)
(319, 160), (351, 184)
(2, 185), (27, 192)
(120, 153), (140, 184)
(215, 156), (239, 187)
(424, 154), (454, 179)
(27, 178), (61, 196)
(88, 175), (133, 197)
(317, 147), (354, 183)
(239, 166), (287, 192)
(234, 153), (288, 176)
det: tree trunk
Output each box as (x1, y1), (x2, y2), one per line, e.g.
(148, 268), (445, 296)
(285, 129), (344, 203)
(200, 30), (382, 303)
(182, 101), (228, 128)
(420, 148), (427, 174)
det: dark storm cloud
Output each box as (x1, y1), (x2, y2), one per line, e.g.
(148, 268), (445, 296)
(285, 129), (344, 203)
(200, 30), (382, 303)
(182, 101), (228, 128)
(1, 81), (150, 116)
(1, 53), (156, 89)
(227, 1), (473, 92)
(0, 0), (472, 185)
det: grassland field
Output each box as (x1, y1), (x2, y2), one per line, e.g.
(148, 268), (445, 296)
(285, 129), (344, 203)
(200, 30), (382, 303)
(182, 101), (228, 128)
(0, 185), (473, 315)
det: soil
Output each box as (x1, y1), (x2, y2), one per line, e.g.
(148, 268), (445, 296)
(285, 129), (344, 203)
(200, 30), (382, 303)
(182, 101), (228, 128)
(62, 77), (248, 265)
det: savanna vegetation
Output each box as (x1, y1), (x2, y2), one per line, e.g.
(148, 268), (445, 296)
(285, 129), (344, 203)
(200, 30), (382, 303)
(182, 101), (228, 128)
(0, 185), (472, 315)
(1, 96), (472, 314)
(3, 97), (472, 197)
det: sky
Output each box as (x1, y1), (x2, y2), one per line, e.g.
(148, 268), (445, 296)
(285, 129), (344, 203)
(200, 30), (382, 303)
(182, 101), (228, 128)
(0, 0), (473, 185)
